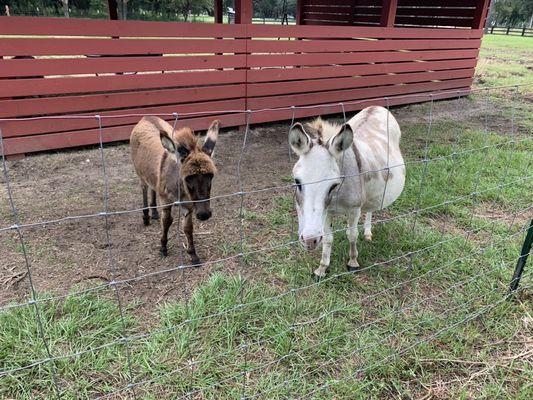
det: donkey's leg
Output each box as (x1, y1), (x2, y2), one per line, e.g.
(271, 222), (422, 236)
(141, 183), (150, 226)
(150, 189), (159, 220)
(347, 207), (362, 271)
(160, 203), (173, 257)
(364, 211), (372, 241)
(314, 213), (332, 279)
(183, 208), (201, 266)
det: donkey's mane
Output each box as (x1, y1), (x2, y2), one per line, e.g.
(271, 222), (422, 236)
(306, 117), (342, 144)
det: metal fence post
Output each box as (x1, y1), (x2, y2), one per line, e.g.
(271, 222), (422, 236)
(509, 219), (533, 293)
(506, 26), (510, 35)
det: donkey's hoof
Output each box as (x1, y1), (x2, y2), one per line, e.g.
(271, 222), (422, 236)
(151, 212), (159, 220)
(160, 247), (168, 257)
(191, 257), (202, 267)
(347, 266), (362, 273)
(347, 261), (361, 273)
(364, 233), (372, 242)
(143, 217), (150, 226)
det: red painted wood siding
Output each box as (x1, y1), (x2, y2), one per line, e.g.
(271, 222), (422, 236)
(0, 17), (483, 156)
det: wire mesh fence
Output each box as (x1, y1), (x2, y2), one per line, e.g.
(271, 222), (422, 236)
(0, 84), (532, 398)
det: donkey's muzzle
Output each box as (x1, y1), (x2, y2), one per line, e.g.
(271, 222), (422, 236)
(196, 210), (212, 221)
(300, 235), (322, 251)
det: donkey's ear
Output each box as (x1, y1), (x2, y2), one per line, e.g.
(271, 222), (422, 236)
(328, 123), (353, 158)
(289, 123), (312, 156)
(202, 119), (220, 157)
(160, 130), (177, 153)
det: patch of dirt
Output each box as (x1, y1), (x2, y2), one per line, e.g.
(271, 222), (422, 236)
(0, 123), (294, 323)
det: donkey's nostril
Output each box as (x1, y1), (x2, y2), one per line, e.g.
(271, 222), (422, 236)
(196, 211), (212, 221)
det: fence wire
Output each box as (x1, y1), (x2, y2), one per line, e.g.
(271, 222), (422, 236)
(1, 85), (532, 399)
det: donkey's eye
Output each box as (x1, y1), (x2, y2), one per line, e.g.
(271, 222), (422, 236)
(328, 183), (339, 195)
(294, 178), (302, 191)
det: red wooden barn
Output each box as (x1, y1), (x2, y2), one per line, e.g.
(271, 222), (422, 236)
(0, 0), (491, 157)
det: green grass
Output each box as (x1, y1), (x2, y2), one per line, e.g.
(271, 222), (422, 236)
(477, 35), (533, 88)
(475, 34), (533, 132)
(1, 35), (532, 400)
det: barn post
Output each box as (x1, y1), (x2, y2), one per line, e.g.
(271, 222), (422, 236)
(107, 0), (119, 20)
(214, 0), (223, 23)
(234, 0), (253, 132)
(296, 0), (304, 25)
(380, 0), (398, 27)
(472, 0), (491, 30)
(235, 0), (253, 24)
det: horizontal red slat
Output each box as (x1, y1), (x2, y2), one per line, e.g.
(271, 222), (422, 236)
(248, 39), (480, 53)
(303, 15), (382, 24)
(0, 16), (246, 38)
(0, 18), (483, 41)
(304, 6), (382, 15)
(0, 70), (246, 98)
(1, 113), (246, 156)
(1, 99), (245, 137)
(0, 55), (246, 78)
(303, 13), (352, 23)
(247, 58), (478, 83)
(303, 20), (352, 26)
(248, 78), (473, 109)
(396, 7), (475, 18)
(352, 15), (382, 22)
(247, 68), (474, 97)
(397, 0), (477, 6)
(247, 24), (483, 39)
(303, 5), (352, 14)
(248, 49), (479, 68)
(395, 17), (474, 27)
(250, 87), (471, 125)
(0, 38), (246, 57)
(0, 85), (246, 118)
(303, 0), (354, 5)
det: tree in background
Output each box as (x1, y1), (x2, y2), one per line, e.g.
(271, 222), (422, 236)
(169, 0), (211, 22)
(61, 0), (69, 17)
(254, 0), (277, 21)
(253, 0), (296, 21)
(2, 0), (297, 21)
(492, 0), (533, 27)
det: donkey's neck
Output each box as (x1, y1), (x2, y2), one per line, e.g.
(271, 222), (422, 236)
(337, 139), (363, 179)
(158, 154), (182, 202)
(331, 138), (366, 210)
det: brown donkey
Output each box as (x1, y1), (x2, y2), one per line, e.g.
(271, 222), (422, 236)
(130, 116), (219, 265)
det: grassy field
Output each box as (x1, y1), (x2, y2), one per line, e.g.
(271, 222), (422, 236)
(1, 36), (532, 399)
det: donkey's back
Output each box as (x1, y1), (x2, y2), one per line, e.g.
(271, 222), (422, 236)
(349, 106), (401, 144)
(348, 106), (405, 212)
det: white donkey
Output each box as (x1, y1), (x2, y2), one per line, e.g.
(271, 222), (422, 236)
(289, 106), (405, 278)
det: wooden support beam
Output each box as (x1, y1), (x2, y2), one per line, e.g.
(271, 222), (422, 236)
(380, 0), (398, 27)
(214, 0), (223, 23)
(472, 0), (491, 29)
(235, 0), (253, 24)
(107, 0), (118, 20)
(296, 0), (304, 25)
